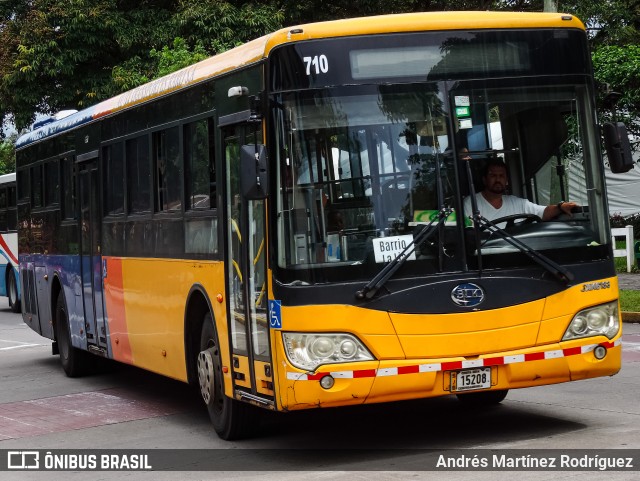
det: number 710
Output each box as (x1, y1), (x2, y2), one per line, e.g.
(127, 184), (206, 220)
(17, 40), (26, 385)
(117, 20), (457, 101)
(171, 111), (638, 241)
(303, 55), (329, 75)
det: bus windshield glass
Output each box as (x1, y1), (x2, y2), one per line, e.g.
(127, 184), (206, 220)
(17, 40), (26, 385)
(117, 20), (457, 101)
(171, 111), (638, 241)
(274, 85), (462, 279)
(271, 31), (610, 284)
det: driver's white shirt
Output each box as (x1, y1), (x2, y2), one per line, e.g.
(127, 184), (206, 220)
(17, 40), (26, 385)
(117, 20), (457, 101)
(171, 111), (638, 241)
(463, 192), (546, 223)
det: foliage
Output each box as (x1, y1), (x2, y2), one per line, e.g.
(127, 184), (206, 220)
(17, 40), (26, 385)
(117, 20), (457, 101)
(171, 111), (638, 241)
(611, 214), (640, 274)
(592, 45), (640, 143)
(173, 1), (284, 55)
(111, 56), (152, 93)
(564, 1), (640, 47)
(0, 135), (16, 174)
(560, 2), (640, 156)
(280, 1), (551, 25)
(0, 1), (283, 132)
(611, 212), (640, 239)
(150, 38), (208, 78)
(0, 0), (176, 131)
(1, 0), (640, 141)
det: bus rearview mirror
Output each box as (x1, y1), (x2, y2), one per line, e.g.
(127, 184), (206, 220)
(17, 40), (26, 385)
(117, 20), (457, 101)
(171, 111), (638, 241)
(604, 122), (634, 173)
(240, 144), (269, 199)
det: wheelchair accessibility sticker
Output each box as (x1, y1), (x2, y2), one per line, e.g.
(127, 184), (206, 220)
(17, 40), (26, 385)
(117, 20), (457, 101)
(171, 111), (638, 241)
(268, 300), (282, 329)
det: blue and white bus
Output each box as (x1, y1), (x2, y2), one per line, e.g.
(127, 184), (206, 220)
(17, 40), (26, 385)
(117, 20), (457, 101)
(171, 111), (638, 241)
(0, 173), (20, 312)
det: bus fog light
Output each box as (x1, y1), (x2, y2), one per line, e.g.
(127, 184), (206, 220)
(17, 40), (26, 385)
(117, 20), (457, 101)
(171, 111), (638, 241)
(563, 301), (619, 341)
(282, 332), (375, 371)
(320, 375), (335, 389)
(593, 345), (607, 360)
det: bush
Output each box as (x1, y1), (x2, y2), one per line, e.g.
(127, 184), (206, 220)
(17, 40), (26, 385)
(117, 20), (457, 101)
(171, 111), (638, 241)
(610, 213), (640, 273)
(610, 212), (640, 240)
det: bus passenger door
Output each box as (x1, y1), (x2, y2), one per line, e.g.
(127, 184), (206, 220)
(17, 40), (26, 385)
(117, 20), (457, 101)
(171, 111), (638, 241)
(222, 122), (273, 406)
(78, 158), (108, 354)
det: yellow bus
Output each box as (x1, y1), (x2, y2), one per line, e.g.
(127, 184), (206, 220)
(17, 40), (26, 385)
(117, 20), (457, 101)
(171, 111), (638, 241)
(16, 11), (631, 439)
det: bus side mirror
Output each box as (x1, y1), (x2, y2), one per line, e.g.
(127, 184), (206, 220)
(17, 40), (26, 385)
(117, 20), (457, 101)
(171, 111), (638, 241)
(240, 144), (269, 199)
(604, 122), (634, 173)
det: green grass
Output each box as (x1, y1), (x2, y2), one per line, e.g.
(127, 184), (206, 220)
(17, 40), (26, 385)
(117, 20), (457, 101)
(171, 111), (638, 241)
(620, 289), (640, 312)
(615, 257), (639, 273)
(601, 238), (639, 310)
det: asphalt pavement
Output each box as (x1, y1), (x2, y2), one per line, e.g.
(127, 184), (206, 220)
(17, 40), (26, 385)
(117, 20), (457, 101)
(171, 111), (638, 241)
(618, 272), (640, 290)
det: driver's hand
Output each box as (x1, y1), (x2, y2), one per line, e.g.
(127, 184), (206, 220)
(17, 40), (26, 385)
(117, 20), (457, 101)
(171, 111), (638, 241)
(559, 201), (578, 215)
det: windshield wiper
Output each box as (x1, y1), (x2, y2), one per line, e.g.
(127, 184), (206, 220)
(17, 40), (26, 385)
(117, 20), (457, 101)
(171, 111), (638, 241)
(355, 207), (453, 300)
(471, 214), (575, 284)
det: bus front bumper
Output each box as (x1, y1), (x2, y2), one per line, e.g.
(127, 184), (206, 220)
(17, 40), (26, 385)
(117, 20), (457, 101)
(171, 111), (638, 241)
(277, 337), (621, 410)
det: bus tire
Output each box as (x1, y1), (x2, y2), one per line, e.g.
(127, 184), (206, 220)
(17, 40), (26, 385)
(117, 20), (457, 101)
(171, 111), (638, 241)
(456, 389), (508, 406)
(55, 293), (85, 377)
(7, 269), (20, 313)
(198, 313), (256, 440)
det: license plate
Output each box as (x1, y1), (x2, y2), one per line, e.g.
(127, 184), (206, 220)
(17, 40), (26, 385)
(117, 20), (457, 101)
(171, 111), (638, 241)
(451, 367), (491, 392)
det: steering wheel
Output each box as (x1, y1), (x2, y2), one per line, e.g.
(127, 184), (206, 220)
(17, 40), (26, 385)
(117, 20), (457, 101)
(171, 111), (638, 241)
(481, 213), (541, 230)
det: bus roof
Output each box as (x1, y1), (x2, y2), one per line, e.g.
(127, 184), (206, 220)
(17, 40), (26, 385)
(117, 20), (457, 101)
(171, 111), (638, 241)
(0, 172), (16, 185)
(16, 11), (584, 149)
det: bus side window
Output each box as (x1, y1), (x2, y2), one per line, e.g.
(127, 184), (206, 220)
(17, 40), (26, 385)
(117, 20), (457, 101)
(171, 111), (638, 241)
(44, 160), (60, 206)
(184, 118), (215, 210)
(62, 157), (76, 220)
(0, 188), (6, 232)
(103, 143), (125, 216)
(154, 127), (182, 212)
(7, 185), (16, 231)
(31, 165), (43, 208)
(126, 135), (151, 214)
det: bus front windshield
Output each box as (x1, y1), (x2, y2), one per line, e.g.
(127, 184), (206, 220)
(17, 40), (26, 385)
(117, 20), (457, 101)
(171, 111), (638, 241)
(273, 79), (610, 283)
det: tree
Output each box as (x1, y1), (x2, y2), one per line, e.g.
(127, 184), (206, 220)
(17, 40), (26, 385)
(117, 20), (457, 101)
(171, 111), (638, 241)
(561, 2), (640, 143)
(173, 0), (284, 54)
(1, 0), (640, 138)
(592, 45), (640, 142)
(0, 134), (16, 174)
(0, 1), (284, 132)
(0, 0), (176, 131)
(563, 1), (640, 47)
(150, 38), (209, 78)
(281, 1), (533, 24)
(111, 37), (209, 91)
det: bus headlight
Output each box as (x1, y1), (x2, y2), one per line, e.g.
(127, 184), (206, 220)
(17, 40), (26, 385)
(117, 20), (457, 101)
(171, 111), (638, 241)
(282, 332), (374, 371)
(562, 301), (619, 341)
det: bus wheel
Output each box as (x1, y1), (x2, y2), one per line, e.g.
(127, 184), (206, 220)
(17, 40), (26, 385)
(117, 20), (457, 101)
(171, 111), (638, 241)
(55, 294), (85, 377)
(456, 389), (508, 406)
(7, 269), (20, 313)
(198, 313), (256, 440)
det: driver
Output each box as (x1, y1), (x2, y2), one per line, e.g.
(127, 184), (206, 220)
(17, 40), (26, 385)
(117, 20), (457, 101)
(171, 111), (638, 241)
(463, 159), (577, 224)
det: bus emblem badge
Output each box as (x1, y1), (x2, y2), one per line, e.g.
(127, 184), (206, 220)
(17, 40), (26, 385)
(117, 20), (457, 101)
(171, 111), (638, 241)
(451, 283), (485, 307)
